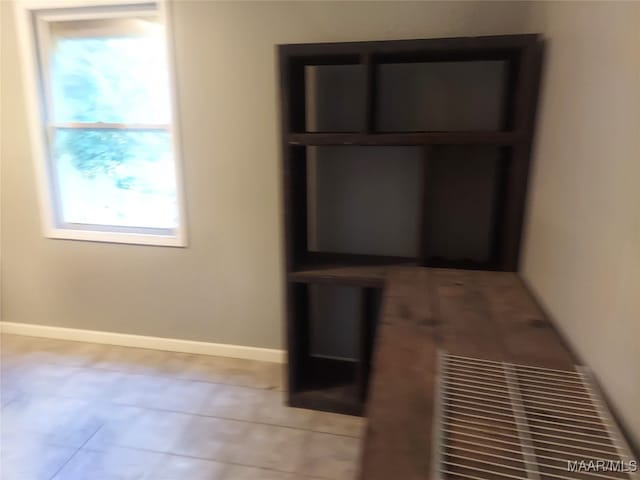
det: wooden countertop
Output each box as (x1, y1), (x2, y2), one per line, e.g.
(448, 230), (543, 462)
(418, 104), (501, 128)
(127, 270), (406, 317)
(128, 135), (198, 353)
(358, 267), (576, 480)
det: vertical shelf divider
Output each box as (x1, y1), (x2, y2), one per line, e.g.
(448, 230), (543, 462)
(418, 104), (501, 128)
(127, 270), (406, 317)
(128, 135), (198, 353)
(362, 53), (377, 134)
(289, 146), (308, 269)
(287, 282), (310, 399)
(499, 42), (543, 270)
(419, 146), (434, 266)
(357, 287), (377, 402)
(489, 147), (511, 268)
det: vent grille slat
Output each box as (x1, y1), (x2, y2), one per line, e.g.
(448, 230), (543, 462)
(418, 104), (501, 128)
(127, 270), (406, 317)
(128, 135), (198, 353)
(433, 352), (638, 480)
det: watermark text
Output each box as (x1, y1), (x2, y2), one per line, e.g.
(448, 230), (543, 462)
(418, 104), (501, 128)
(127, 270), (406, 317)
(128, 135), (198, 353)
(567, 459), (638, 473)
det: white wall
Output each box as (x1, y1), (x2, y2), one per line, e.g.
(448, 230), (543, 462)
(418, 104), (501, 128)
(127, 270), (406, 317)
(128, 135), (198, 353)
(0, 1), (531, 348)
(523, 1), (640, 449)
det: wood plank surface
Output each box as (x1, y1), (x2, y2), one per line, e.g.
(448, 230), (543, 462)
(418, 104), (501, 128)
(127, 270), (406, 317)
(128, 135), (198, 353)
(359, 267), (438, 480)
(358, 267), (577, 480)
(475, 271), (575, 369)
(288, 265), (389, 287)
(287, 132), (518, 146)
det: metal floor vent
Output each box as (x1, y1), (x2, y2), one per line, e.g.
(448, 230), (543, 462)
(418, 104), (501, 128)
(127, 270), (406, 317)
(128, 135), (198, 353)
(432, 352), (638, 480)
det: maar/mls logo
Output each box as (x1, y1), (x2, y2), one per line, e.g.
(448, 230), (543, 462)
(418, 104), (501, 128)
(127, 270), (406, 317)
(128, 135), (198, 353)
(567, 459), (638, 473)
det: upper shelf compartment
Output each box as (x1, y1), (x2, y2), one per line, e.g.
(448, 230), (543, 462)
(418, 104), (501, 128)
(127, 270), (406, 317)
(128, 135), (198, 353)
(281, 34), (541, 139)
(376, 60), (507, 132)
(286, 57), (513, 137)
(305, 64), (366, 133)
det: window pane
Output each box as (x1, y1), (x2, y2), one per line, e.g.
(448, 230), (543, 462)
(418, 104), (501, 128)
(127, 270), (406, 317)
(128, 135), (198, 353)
(50, 17), (171, 124)
(53, 129), (178, 229)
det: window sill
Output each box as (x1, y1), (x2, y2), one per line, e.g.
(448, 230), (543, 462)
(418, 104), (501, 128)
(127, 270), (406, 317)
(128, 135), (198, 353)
(44, 227), (187, 247)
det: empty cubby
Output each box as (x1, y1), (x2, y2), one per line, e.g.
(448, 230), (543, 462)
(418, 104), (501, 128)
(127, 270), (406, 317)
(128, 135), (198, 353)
(307, 146), (423, 259)
(304, 64), (366, 132)
(376, 61), (507, 132)
(309, 284), (359, 360)
(425, 146), (502, 266)
(289, 281), (382, 414)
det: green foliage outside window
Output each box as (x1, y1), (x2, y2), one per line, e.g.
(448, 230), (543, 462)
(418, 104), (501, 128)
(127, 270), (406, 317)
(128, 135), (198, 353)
(52, 35), (170, 181)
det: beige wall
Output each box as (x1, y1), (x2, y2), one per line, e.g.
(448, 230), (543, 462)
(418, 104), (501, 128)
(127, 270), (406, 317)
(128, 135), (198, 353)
(523, 2), (640, 449)
(0, 1), (531, 348)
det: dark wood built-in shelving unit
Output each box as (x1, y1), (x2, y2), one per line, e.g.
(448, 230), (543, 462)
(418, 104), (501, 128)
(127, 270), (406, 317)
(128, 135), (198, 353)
(287, 131), (520, 146)
(279, 34), (544, 415)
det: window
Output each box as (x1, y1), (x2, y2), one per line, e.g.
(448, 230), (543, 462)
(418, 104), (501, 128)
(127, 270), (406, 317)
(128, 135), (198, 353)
(16, 1), (186, 246)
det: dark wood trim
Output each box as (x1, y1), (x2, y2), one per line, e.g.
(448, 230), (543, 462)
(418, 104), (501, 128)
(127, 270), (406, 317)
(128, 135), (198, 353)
(286, 282), (309, 396)
(284, 52), (362, 67)
(289, 266), (387, 288)
(424, 257), (499, 271)
(288, 146), (308, 268)
(418, 146), (433, 265)
(300, 251), (416, 267)
(281, 57), (307, 135)
(362, 53), (377, 133)
(489, 147), (511, 269)
(279, 49), (293, 272)
(501, 52), (520, 132)
(288, 131), (519, 146)
(500, 41), (544, 270)
(357, 288), (378, 401)
(279, 34), (540, 59)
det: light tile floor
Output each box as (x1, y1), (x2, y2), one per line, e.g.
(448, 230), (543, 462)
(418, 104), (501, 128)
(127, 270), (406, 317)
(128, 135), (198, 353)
(0, 334), (364, 480)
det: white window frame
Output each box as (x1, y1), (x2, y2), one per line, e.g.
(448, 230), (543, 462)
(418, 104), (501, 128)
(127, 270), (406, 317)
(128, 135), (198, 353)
(14, 0), (188, 247)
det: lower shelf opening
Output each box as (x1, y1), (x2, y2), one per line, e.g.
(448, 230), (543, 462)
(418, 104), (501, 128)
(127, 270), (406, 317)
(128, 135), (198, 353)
(291, 356), (362, 415)
(288, 282), (382, 416)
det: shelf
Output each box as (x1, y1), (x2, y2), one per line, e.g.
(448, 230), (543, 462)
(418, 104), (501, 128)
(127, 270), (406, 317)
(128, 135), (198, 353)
(290, 385), (363, 416)
(289, 261), (501, 288)
(289, 265), (397, 287)
(287, 131), (519, 146)
(290, 356), (363, 415)
(279, 34), (540, 61)
(425, 257), (499, 271)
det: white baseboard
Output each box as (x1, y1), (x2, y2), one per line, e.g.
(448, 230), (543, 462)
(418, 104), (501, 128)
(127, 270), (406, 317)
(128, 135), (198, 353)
(0, 322), (285, 363)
